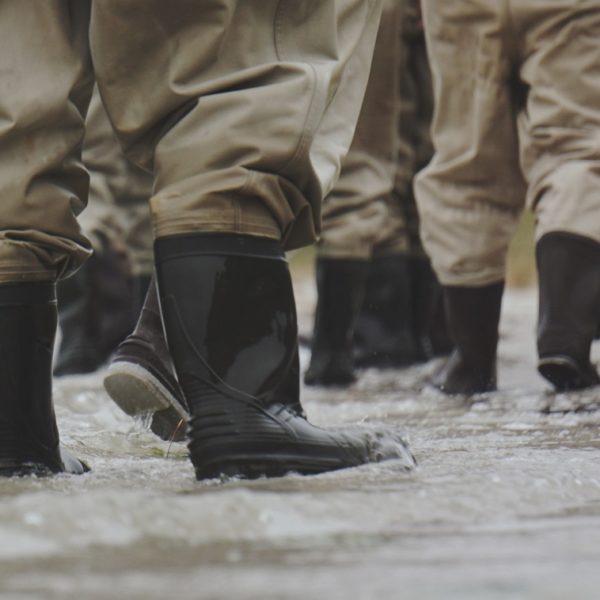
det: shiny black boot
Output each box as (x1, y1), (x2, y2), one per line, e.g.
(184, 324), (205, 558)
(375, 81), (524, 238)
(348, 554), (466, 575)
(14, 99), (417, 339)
(432, 282), (503, 394)
(104, 276), (188, 442)
(155, 234), (408, 480)
(105, 277), (302, 442)
(304, 258), (368, 387)
(0, 282), (87, 476)
(54, 235), (136, 376)
(353, 255), (421, 368)
(537, 232), (600, 391)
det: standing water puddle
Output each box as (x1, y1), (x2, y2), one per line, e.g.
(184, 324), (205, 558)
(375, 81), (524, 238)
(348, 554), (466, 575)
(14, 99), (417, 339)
(0, 288), (598, 599)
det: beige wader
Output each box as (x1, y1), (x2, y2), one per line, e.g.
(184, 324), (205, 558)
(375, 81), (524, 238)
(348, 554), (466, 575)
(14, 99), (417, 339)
(81, 88), (154, 277)
(319, 0), (434, 260)
(0, 0), (382, 282)
(415, 0), (600, 286)
(0, 2), (93, 283)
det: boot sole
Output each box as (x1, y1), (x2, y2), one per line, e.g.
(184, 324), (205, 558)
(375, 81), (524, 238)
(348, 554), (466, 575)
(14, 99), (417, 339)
(537, 355), (598, 392)
(190, 435), (372, 481)
(0, 454), (87, 477)
(194, 453), (354, 480)
(104, 361), (188, 420)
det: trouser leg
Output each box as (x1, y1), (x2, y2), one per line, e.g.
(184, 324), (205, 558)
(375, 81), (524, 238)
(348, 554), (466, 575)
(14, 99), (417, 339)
(82, 86), (154, 278)
(91, 0), (383, 249)
(0, 1), (93, 283)
(415, 0), (525, 287)
(318, 0), (405, 261)
(516, 1), (600, 247)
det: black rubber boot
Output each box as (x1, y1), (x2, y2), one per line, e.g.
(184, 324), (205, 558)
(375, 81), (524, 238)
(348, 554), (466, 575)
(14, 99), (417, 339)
(432, 282), (504, 395)
(104, 277), (188, 442)
(536, 232), (600, 391)
(0, 282), (88, 476)
(353, 255), (421, 368)
(304, 258), (368, 387)
(54, 235), (136, 376)
(427, 289), (455, 358)
(155, 234), (409, 480)
(409, 256), (453, 360)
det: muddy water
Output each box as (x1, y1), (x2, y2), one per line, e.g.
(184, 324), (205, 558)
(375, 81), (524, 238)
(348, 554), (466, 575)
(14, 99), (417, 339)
(0, 288), (599, 599)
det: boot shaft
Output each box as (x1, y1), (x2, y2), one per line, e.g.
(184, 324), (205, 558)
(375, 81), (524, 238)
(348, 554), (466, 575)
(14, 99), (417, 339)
(536, 232), (600, 390)
(354, 255), (420, 367)
(0, 282), (63, 473)
(434, 282), (503, 394)
(305, 258), (368, 386)
(155, 234), (298, 408)
(537, 232), (600, 362)
(312, 258), (369, 351)
(154, 234), (411, 480)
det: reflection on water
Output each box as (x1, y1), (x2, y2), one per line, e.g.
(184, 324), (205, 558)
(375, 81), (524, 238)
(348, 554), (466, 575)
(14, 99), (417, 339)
(0, 289), (599, 599)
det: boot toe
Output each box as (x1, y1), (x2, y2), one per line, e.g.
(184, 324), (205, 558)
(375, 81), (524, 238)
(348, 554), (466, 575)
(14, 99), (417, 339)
(538, 355), (600, 392)
(190, 401), (415, 480)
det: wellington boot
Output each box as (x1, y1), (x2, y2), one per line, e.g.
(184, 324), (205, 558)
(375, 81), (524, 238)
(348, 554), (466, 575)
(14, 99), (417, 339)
(0, 283), (88, 476)
(104, 277), (187, 441)
(155, 234), (411, 480)
(536, 232), (600, 391)
(353, 256), (421, 368)
(409, 256), (453, 360)
(54, 235), (136, 376)
(427, 291), (454, 357)
(432, 282), (503, 395)
(304, 258), (368, 387)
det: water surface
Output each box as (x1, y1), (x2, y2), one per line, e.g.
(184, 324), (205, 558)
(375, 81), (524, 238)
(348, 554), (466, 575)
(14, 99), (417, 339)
(0, 289), (598, 599)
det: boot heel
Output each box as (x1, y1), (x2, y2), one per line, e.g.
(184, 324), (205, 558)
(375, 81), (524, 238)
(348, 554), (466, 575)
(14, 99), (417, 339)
(538, 355), (600, 392)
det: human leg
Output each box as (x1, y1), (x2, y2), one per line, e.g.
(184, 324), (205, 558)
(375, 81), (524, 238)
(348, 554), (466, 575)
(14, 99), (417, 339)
(93, 0), (414, 478)
(307, 0), (406, 382)
(415, 0), (525, 393)
(515, 0), (600, 390)
(55, 87), (154, 375)
(0, 0), (93, 474)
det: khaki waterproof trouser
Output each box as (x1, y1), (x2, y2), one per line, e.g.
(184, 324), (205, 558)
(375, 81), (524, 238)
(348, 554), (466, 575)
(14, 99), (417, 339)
(81, 88), (154, 277)
(319, 0), (433, 260)
(0, 0), (382, 283)
(415, 0), (600, 286)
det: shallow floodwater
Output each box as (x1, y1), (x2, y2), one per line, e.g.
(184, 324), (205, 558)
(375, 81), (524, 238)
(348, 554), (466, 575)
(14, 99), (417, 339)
(0, 288), (599, 599)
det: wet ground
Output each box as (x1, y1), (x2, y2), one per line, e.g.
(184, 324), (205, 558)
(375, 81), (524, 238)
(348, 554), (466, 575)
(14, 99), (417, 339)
(0, 287), (599, 599)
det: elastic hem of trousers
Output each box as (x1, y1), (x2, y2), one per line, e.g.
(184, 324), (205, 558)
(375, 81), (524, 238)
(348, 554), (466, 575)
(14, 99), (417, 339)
(317, 240), (410, 261)
(153, 216), (282, 243)
(0, 269), (56, 284)
(0, 238), (92, 282)
(317, 245), (373, 260)
(435, 264), (507, 288)
(372, 237), (410, 258)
